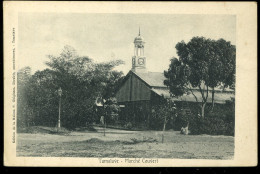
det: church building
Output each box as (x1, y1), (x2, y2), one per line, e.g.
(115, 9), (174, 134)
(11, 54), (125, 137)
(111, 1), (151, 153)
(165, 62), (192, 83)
(115, 29), (235, 127)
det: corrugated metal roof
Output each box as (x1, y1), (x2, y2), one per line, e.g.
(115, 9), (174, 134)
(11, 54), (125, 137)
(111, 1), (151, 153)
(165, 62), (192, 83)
(133, 70), (234, 92)
(133, 71), (166, 87)
(151, 88), (234, 104)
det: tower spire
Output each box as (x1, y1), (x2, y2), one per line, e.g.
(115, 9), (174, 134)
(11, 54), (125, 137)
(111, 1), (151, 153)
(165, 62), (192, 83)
(132, 27), (146, 73)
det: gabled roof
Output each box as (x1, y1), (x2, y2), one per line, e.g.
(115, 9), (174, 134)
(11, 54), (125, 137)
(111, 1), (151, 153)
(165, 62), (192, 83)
(132, 71), (166, 87)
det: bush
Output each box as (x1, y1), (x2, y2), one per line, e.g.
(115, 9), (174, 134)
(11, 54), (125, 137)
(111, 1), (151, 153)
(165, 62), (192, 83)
(173, 111), (189, 131)
(149, 103), (176, 130)
(124, 122), (133, 129)
(149, 106), (165, 130)
(173, 102), (235, 136)
(188, 115), (234, 136)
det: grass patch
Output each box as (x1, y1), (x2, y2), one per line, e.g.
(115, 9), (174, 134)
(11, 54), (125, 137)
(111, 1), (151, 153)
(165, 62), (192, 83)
(124, 137), (158, 144)
(75, 126), (97, 132)
(19, 126), (71, 135)
(17, 129), (234, 159)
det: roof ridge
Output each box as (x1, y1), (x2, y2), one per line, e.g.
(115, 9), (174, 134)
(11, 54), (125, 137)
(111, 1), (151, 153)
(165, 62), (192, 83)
(147, 71), (164, 73)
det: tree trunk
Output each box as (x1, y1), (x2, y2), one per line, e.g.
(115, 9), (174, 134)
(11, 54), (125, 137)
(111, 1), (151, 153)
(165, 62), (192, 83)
(162, 115), (167, 143)
(211, 88), (215, 111)
(198, 84), (208, 119)
(201, 102), (206, 118)
(172, 116), (174, 130)
(104, 121), (106, 136)
(163, 118), (166, 132)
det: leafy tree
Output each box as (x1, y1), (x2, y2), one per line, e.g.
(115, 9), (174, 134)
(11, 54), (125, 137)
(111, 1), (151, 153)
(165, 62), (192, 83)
(104, 97), (120, 123)
(164, 37), (235, 118)
(17, 67), (33, 129)
(209, 39), (236, 110)
(44, 45), (124, 129)
(150, 99), (176, 142)
(150, 100), (176, 129)
(89, 60), (124, 100)
(17, 45), (124, 129)
(26, 69), (59, 127)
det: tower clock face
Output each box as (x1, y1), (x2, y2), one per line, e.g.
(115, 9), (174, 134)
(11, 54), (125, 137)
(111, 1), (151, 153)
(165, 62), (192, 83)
(138, 58), (144, 65)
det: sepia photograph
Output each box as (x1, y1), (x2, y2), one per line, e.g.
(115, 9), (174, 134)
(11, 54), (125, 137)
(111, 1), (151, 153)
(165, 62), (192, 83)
(4, 2), (257, 167)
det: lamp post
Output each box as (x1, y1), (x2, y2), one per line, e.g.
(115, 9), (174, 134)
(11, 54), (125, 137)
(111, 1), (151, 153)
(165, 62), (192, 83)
(57, 87), (62, 131)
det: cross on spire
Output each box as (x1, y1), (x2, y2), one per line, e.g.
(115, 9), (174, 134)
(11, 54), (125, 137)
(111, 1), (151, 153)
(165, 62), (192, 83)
(139, 27), (141, 36)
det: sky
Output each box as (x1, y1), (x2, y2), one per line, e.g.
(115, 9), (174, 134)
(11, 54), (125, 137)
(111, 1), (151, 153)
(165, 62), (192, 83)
(18, 13), (236, 75)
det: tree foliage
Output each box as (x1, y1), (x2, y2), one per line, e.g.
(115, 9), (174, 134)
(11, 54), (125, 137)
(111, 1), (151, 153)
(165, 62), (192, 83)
(17, 67), (33, 128)
(17, 45), (124, 130)
(164, 37), (236, 117)
(150, 99), (177, 130)
(104, 97), (121, 124)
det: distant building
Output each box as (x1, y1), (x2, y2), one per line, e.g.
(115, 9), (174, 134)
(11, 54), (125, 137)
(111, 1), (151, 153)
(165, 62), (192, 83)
(115, 29), (235, 127)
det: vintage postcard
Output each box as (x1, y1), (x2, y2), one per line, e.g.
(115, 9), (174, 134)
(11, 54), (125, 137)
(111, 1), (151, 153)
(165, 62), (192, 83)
(4, 1), (257, 167)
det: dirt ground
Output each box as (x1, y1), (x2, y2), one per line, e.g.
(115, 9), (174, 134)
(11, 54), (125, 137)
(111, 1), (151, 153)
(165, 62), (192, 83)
(17, 126), (234, 159)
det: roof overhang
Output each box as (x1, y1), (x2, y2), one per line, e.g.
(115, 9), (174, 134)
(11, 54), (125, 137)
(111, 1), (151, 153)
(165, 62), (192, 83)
(151, 88), (235, 104)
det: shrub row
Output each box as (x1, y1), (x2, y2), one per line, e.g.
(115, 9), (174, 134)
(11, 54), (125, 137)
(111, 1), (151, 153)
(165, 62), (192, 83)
(188, 116), (234, 136)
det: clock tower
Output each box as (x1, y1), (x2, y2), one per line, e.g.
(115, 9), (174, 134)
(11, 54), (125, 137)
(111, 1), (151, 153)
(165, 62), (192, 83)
(132, 28), (147, 73)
